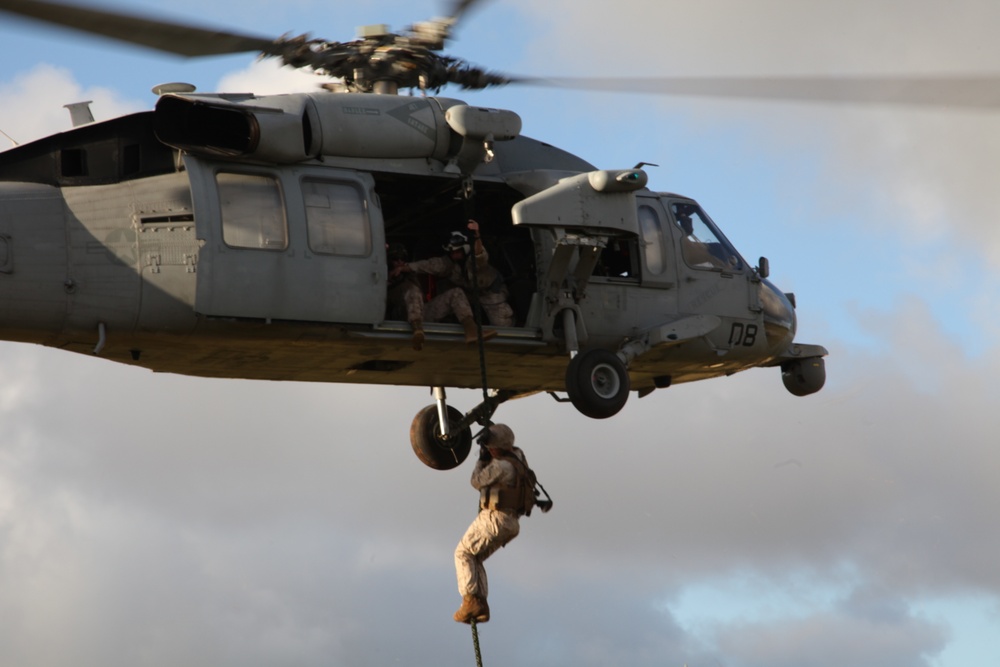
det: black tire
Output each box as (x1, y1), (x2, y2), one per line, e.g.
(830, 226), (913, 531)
(565, 348), (630, 419)
(409, 405), (472, 470)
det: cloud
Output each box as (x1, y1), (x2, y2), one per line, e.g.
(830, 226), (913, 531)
(0, 64), (145, 148)
(1, 4), (999, 664)
(5, 283), (993, 666)
(714, 601), (949, 667)
(215, 59), (330, 96)
(514, 0), (1000, 76)
(0, 60), (321, 151)
(508, 0), (1000, 268)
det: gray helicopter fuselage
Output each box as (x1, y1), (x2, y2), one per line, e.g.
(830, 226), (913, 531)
(0, 91), (826, 403)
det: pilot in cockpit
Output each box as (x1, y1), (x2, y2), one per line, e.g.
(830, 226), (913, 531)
(676, 210), (730, 270)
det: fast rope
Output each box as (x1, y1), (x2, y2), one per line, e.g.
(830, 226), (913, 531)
(470, 619), (484, 667)
(463, 179), (492, 406)
(464, 178), (489, 667)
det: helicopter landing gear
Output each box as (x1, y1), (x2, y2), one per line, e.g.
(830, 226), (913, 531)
(409, 388), (513, 470)
(410, 403), (472, 471)
(565, 348), (631, 419)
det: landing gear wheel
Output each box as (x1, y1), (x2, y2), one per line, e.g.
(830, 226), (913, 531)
(565, 348), (630, 419)
(410, 405), (472, 470)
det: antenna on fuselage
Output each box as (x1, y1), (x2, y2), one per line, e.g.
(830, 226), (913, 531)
(0, 127), (17, 147)
(64, 101), (95, 127)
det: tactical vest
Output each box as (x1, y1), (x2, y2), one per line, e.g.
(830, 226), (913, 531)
(479, 454), (537, 516)
(465, 254), (505, 297)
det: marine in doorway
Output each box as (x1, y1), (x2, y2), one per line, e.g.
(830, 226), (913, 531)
(390, 221), (513, 345)
(386, 242), (427, 350)
(453, 423), (551, 624)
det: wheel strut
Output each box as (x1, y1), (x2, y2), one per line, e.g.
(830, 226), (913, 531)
(561, 308), (579, 357)
(433, 386), (451, 438)
(431, 387), (513, 439)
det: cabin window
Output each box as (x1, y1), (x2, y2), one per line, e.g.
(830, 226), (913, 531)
(596, 237), (639, 279)
(217, 172), (287, 250)
(302, 178), (370, 256)
(61, 148), (87, 177)
(638, 204), (665, 275)
(0, 233), (11, 274)
(122, 143), (141, 175)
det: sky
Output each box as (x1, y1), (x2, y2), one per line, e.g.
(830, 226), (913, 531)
(1, 1), (999, 666)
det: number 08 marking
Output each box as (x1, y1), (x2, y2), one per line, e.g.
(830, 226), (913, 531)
(729, 323), (758, 347)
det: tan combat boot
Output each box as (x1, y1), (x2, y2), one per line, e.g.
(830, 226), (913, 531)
(461, 317), (496, 345)
(469, 595), (490, 623)
(453, 595), (490, 624)
(453, 595), (476, 623)
(411, 319), (425, 351)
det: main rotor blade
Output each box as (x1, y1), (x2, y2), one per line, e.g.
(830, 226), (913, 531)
(446, 0), (489, 26)
(0, 0), (276, 57)
(512, 75), (1000, 110)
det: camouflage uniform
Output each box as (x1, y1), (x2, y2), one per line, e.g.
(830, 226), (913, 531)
(407, 246), (513, 326)
(453, 424), (533, 624)
(387, 274), (424, 323)
(423, 285), (474, 323)
(387, 244), (426, 350)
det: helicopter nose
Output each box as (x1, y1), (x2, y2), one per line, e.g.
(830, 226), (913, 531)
(758, 279), (797, 352)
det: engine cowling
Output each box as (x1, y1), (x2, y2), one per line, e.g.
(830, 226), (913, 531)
(153, 92), (521, 166)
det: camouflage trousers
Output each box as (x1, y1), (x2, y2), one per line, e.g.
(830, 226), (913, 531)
(424, 287), (474, 323)
(388, 280), (424, 323)
(455, 509), (520, 599)
(394, 284), (512, 327)
(477, 290), (514, 327)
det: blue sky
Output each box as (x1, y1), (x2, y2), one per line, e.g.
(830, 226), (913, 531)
(1, 1), (999, 666)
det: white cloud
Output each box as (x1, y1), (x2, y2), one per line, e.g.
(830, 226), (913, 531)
(1, 3), (999, 664)
(215, 59), (328, 96)
(6, 289), (990, 665)
(0, 64), (145, 147)
(508, 0), (1000, 268)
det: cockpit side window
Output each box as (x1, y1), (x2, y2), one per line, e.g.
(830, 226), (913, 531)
(671, 201), (743, 271)
(638, 204), (665, 275)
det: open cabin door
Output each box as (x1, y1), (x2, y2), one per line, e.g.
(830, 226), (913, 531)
(511, 169), (650, 348)
(187, 158), (386, 324)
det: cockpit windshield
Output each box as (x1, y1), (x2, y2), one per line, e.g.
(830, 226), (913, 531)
(670, 201), (743, 271)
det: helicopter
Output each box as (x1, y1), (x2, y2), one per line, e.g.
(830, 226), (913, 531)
(0, 0), (834, 471)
